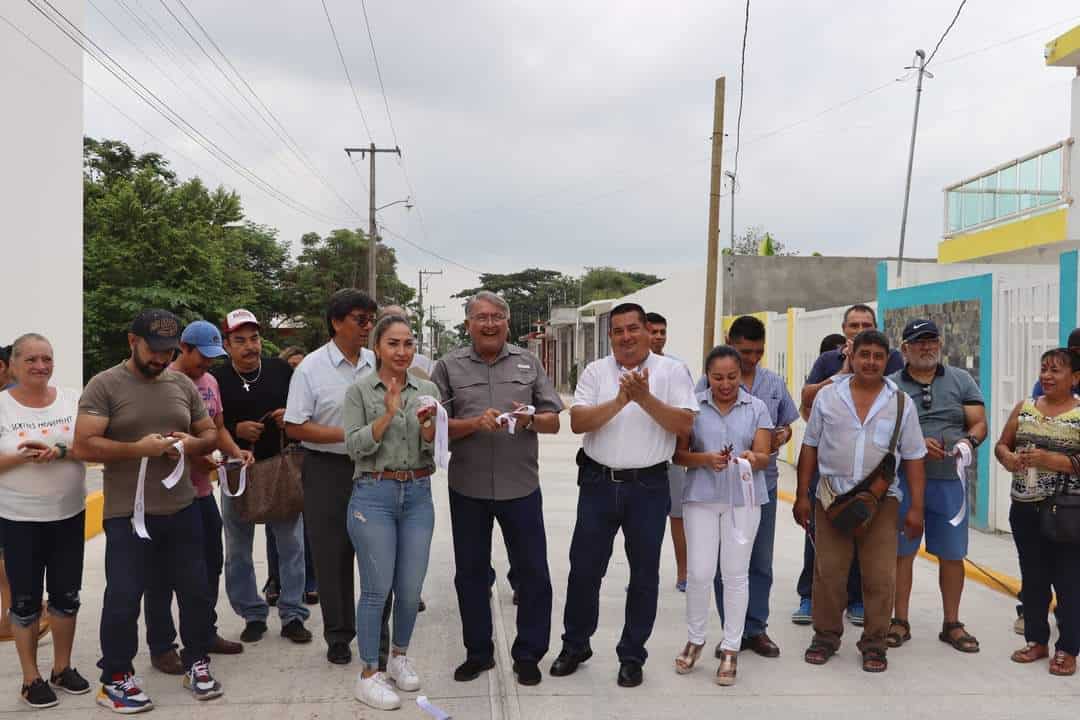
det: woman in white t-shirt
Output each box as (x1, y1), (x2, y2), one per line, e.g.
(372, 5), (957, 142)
(0, 333), (89, 708)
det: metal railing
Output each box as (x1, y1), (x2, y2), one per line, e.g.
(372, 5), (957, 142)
(943, 138), (1073, 237)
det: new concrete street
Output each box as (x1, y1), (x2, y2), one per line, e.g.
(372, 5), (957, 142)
(3, 422), (1077, 718)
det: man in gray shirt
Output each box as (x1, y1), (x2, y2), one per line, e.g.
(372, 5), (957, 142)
(887, 319), (987, 654)
(431, 291), (564, 687)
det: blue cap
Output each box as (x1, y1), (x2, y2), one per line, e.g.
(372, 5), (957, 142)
(181, 320), (228, 358)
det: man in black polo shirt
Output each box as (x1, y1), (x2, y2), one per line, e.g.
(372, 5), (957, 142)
(211, 309), (312, 645)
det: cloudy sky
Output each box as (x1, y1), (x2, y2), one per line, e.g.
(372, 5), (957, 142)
(22, 1), (1080, 315)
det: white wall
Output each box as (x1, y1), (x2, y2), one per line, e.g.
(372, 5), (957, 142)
(0, 1), (84, 388)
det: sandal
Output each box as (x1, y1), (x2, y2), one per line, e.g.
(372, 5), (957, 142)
(886, 618), (911, 648)
(1011, 642), (1049, 664)
(861, 647), (888, 673)
(675, 642), (704, 674)
(715, 650), (737, 686)
(804, 641), (835, 666)
(939, 622), (979, 653)
(1050, 650), (1077, 676)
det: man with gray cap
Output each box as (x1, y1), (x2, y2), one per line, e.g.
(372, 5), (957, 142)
(887, 319), (987, 654)
(75, 309), (225, 710)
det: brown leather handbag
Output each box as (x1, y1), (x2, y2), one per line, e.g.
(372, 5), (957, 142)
(223, 434), (305, 523)
(825, 392), (905, 537)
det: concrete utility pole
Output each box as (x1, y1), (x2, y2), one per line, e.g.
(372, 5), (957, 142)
(344, 143), (401, 296)
(896, 50), (930, 285)
(702, 77), (726, 365)
(416, 269), (442, 354)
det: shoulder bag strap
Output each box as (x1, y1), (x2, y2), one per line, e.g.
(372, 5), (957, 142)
(888, 391), (905, 455)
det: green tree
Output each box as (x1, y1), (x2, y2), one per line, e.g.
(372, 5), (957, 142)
(453, 268), (578, 342)
(579, 266), (662, 302)
(722, 226), (799, 256)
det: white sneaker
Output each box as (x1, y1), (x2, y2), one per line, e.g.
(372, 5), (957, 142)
(388, 654), (421, 692)
(354, 672), (401, 710)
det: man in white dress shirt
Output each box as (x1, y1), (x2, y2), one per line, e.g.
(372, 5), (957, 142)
(550, 303), (696, 688)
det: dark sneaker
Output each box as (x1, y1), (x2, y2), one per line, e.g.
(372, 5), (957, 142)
(22, 678), (59, 708)
(183, 659), (223, 701)
(327, 641), (352, 664)
(241, 620), (268, 643)
(281, 619), (313, 644)
(50, 666), (91, 694)
(96, 672), (153, 714)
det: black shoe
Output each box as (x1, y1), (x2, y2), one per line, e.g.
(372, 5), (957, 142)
(513, 661), (542, 686)
(303, 591), (319, 605)
(50, 666), (90, 695)
(740, 633), (781, 658)
(21, 678), (58, 708)
(512, 591), (519, 606)
(549, 647), (592, 677)
(454, 657), (495, 681)
(327, 641), (352, 665)
(281, 619), (313, 644)
(263, 578), (280, 607)
(617, 660), (643, 688)
(240, 620), (268, 643)
(418, 598), (426, 613)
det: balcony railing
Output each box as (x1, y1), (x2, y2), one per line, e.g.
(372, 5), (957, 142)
(944, 139), (1072, 237)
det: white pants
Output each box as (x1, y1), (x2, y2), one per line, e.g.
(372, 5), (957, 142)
(683, 501), (761, 651)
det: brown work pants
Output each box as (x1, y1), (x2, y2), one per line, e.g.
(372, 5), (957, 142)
(811, 497), (899, 654)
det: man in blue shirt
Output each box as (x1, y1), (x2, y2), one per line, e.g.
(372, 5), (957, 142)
(695, 316), (799, 658)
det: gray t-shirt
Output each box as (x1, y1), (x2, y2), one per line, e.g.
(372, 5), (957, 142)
(888, 364), (983, 479)
(79, 363), (208, 520)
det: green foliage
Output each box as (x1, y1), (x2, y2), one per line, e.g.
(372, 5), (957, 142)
(726, 226), (799, 256)
(579, 266), (662, 302)
(83, 137), (414, 380)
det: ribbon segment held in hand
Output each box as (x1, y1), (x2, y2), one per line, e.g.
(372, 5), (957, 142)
(217, 463), (247, 497)
(496, 405), (536, 435)
(417, 395), (451, 470)
(132, 440), (185, 540)
(950, 440), (973, 527)
(729, 456), (758, 545)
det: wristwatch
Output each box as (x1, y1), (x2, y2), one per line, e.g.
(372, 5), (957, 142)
(965, 434), (981, 449)
(523, 415), (536, 431)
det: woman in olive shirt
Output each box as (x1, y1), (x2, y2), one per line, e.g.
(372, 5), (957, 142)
(344, 315), (439, 710)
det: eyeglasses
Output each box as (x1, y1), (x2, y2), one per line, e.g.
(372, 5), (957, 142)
(348, 313), (375, 327)
(920, 383), (933, 410)
(469, 313), (507, 325)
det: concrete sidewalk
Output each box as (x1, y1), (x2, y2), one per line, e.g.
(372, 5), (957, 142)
(4, 423), (1077, 718)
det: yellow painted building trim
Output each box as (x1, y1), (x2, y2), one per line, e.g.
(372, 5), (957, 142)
(937, 208), (1068, 264)
(1045, 24), (1080, 68)
(85, 490), (104, 540)
(774, 489), (1020, 600)
(785, 307), (798, 465)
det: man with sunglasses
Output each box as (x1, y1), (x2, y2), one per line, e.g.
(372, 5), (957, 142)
(285, 289), (378, 665)
(887, 319), (987, 654)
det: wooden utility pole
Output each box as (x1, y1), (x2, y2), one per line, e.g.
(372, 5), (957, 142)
(702, 77), (726, 364)
(344, 144), (401, 297)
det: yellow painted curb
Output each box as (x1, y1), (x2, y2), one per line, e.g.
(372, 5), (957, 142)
(85, 490), (104, 541)
(776, 489), (1020, 600)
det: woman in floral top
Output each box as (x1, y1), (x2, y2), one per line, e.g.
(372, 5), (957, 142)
(995, 347), (1080, 677)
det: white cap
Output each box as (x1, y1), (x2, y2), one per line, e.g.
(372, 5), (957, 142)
(224, 308), (260, 333)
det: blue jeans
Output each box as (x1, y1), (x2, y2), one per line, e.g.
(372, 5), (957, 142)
(144, 495), (222, 655)
(99, 503), (213, 681)
(449, 488), (552, 663)
(346, 475), (435, 669)
(561, 462), (670, 665)
(221, 492), (310, 625)
(266, 524), (318, 593)
(714, 486), (776, 637)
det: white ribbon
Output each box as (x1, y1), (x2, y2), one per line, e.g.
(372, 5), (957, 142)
(728, 457), (758, 545)
(217, 463), (247, 497)
(496, 405), (536, 435)
(132, 441), (185, 540)
(417, 395), (451, 470)
(949, 440), (973, 527)
(417, 696), (452, 720)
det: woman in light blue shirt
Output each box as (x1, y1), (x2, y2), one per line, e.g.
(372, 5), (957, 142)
(673, 345), (772, 687)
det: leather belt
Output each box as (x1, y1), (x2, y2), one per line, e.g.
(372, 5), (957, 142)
(372, 468), (434, 482)
(585, 457), (667, 483)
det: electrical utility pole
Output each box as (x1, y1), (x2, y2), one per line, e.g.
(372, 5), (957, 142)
(344, 144), (401, 297)
(896, 50), (930, 285)
(416, 269), (442, 354)
(429, 304), (445, 358)
(702, 77), (726, 365)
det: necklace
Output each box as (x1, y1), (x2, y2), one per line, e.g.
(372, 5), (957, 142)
(232, 361), (262, 392)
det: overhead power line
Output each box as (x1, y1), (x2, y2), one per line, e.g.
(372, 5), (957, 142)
(926, 0), (967, 67)
(321, 0), (373, 142)
(26, 0), (350, 224)
(378, 224), (483, 275)
(360, 0), (398, 147)
(731, 0), (750, 179)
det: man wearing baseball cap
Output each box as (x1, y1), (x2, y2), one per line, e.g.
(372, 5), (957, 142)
(212, 310), (314, 647)
(887, 319), (987, 654)
(144, 321), (251, 674)
(74, 310), (226, 711)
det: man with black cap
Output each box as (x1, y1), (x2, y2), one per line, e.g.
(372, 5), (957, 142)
(74, 309), (225, 711)
(887, 319), (987, 654)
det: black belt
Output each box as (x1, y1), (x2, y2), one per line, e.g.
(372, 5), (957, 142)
(584, 455), (667, 483)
